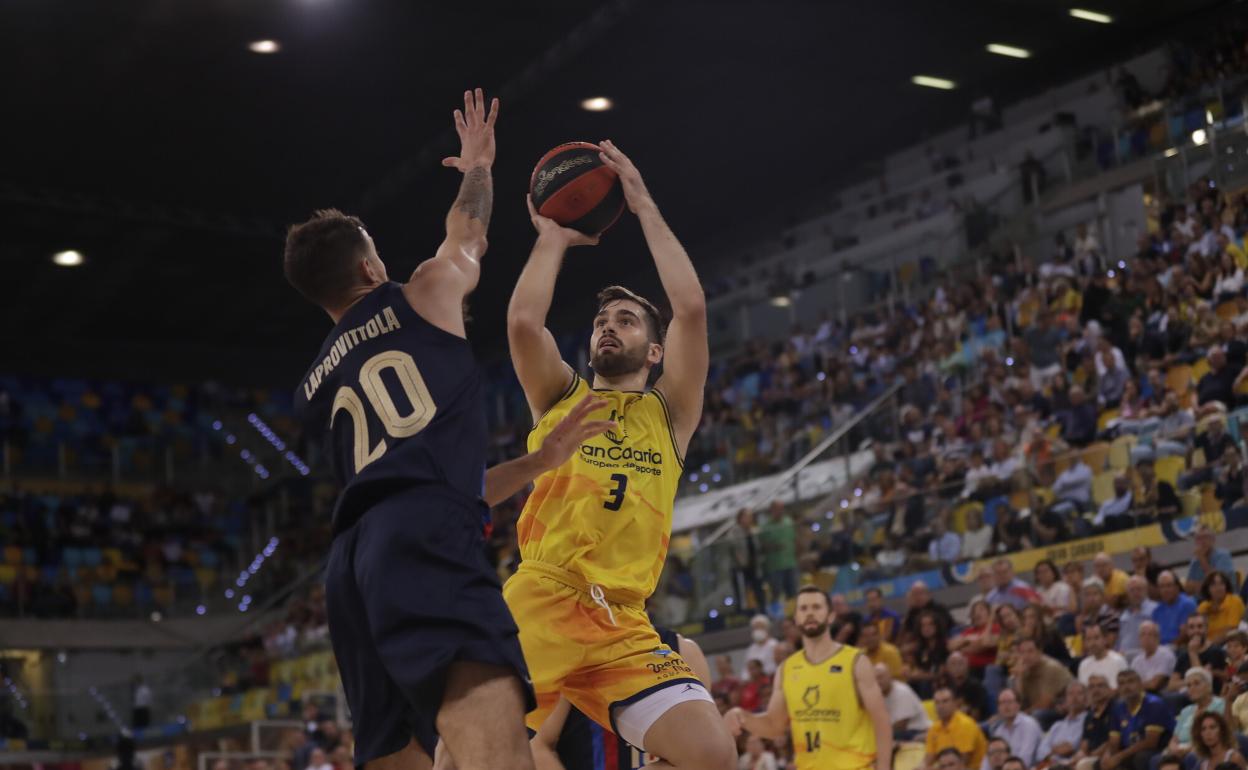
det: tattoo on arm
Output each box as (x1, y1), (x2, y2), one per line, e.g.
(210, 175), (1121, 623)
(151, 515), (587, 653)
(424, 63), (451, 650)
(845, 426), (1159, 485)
(454, 167), (493, 228)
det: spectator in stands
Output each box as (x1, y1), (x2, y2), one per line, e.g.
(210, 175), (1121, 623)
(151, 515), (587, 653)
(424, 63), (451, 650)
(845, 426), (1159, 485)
(760, 502), (798, 611)
(131, 675), (152, 730)
(927, 516), (962, 565)
(864, 587), (900, 642)
(907, 609), (950, 699)
(940, 651), (992, 721)
(1169, 667), (1226, 758)
(1181, 423), (1237, 491)
(1051, 458), (1094, 517)
(1099, 349), (1131, 408)
(1120, 575), (1160, 660)
(306, 748), (332, 770)
(1057, 386), (1099, 447)
(1080, 578), (1122, 648)
(1133, 620), (1177, 693)
(743, 615), (779, 677)
(1038, 681), (1089, 767)
(1173, 613), (1228, 686)
(988, 559), (1043, 610)
(316, 720), (341, 753)
(926, 687), (988, 770)
(983, 737), (1010, 770)
(902, 582), (954, 644)
(731, 508), (767, 612)
(985, 688), (1042, 768)
(949, 600), (999, 676)
(712, 655), (740, 704)
(1212, 446), (1245, 512)
(1155, 570), (1199, 644)
(1101, 669), (1174, 770)
(860, 621), (903, 678)
(1221, 632), (1248, 697)
(1185, 525), (1238, 594)
(1228, 661), (1248, 733)
(1027, 310), (1066, 390)
(738, 735), (778, 770)
(1191, 711), (1246, 770)
(1023, 603), (1074, 666)
(961, 508), (995, 561)
(1076, 674), (1117, 770)
(1036, 559), (1076, 618)
(1015, 637), (1074, 717)
(1197, 348), (1237, 410)
(935, 747), (969, 770)
(738, 659), (770, 712)
(1198, 571), (1245, 644)
(1133, 459), (1181, 523)
(1093, 552), (1130, 607)
(875, 662), (930, 741)
(1079, 624), (1129, 686)
(1131, 546), (1164, 594)
(1094, 475), (1135, 532)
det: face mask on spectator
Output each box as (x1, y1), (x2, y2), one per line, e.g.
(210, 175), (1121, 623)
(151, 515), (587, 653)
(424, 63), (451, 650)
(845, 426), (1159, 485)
(752, 629), (769, 643)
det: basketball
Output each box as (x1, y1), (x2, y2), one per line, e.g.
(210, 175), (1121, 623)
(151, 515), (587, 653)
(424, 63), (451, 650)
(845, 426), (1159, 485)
(529, 141), (626, 235)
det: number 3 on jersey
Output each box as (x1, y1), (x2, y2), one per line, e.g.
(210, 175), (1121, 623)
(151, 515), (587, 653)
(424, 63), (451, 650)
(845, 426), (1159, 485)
(603, 473), (628, 511)
(331, 350), (436, 472)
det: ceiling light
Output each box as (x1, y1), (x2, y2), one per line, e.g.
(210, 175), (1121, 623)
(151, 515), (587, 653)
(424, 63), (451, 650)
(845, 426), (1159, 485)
(1069, 8), (1113, 24)
(986, 44), (1031, 59)
(1206, 110), (1214, 125)
(580, 97), (613, 112)
(52, 250), (84, 267)
(770, 295), (792, 308)
(1164, 147), (1178, 158)
(248, 39), (281, 54)
(911, 75), (956, 90)
(1192, 129), (1208, 146)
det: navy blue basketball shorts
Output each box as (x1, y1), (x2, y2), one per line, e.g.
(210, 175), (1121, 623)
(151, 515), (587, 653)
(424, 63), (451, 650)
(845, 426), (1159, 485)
(324, 486), (535, 766)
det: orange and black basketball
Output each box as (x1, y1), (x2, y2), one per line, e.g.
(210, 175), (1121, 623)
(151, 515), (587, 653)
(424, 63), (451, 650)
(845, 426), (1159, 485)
(529, 141), (625, 235)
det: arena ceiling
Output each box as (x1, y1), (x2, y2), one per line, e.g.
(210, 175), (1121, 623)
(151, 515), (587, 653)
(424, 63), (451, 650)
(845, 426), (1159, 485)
(1, 0), (1233, 385)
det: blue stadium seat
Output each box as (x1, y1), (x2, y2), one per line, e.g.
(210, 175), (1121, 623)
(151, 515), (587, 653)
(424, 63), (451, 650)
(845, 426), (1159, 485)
(92, 584), (111, 607)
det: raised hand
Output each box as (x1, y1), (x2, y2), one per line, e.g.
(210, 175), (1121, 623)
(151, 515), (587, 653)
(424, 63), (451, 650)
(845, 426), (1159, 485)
(534, 394), (615, 471)
(442, 88), (499, 172)
(527, 195), (600, 247)
(597, 140), (654, 214)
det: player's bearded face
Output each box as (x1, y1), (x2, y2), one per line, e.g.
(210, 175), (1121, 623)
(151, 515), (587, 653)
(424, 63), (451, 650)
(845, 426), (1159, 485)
(590, 335), (649, 377)
(796, 606), (829, 638)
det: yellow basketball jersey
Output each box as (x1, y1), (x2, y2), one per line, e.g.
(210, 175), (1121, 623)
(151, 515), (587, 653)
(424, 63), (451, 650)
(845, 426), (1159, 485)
(517, 372), (683, 604)
(783, 645), (877, 770)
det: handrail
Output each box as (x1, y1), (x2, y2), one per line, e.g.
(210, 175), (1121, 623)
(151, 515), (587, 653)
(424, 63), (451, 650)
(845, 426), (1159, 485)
(692, 381), (902, 554)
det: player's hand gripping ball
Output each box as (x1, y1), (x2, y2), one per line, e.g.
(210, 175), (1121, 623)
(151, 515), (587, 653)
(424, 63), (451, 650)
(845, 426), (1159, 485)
(529, 142), (625, 235)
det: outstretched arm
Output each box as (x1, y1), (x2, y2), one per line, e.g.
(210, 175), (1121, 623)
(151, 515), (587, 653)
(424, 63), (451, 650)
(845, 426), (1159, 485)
(405, 88), (499, 338)
(482, 395), (613, 505)
(598, 141), (707, 453)
(508, 198), (600, 421)
(724, 664), (789, 740)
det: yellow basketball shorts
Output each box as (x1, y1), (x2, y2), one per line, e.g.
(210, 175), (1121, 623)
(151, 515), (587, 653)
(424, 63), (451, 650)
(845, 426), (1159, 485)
(502, 562), (702, 735)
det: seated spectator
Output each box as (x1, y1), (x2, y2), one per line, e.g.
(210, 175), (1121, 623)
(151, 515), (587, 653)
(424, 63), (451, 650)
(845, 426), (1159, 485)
(1076, 674), (1117, 770)
(1168, 667), (1226, 758)
(1128, 394), (1193, 464)
(711, 655), (740, 703)
(1079, 624), (1129, 686)
(1102, 669), (1174, 770)
(1131, 546), (1164, 596)
(859, 622), (903, 678)
(1057, 386), (1098, 447)
(737, 659), (771, 712)
(1080, 577), (1122, 649)
(1190, 711), (1246, 770)
(987, 559), (1043, 611)
(1093, 552), (1131, 607)
(1133, 459), (1181, 522)
(926, 687), (988, 770)
(1132, 621), (1177, 693)
(906, 609), (950, 699)
(1212, 445), (1245, 512)
(982, 738), (1010, 770)
(1220, 632), (1248, 696)
(1180, 422), (1238, 492)
(1099, 349), (1131, 408)
(1173, 613), (1228, 689)
(1050, 458), (1094, 515)
(901, 582), (954, 648)
(939, 652), (992, 721)
(935, 747), (969, 770)
(864, 587), (901, 642)
(1035, 559), (1075, 617)
(1154, 570), (1198, 645)
(1198, 571), (1245, 644)
(1093, 475), (1135, 533)
(1015, 637), (1074, 717)
(961, 508), (995, 561)
(874, 662), (930, 741)
(743, 615), (779, 677)
(1038, 681), (1089, 767)
(1120, 575), (1160, 660)
(985, 688), (1043, 768)
(1196, 348), (1237, 410)
(949, 600), (999, 674)
(738, 735), (778, 770)
(926, 516), (962, 565)
(1022, 603), (1074, 666)
(1185, 526), (1238, 595)
(1228, 661), (1248, 733)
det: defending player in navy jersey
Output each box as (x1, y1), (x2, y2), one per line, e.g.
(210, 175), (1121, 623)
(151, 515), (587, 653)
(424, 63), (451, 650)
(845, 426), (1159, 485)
(286, 89), (613, 770)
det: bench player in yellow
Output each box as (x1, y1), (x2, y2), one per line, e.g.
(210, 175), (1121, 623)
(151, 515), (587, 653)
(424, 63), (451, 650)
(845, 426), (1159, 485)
(723, 586), (893, 770)
(504, 140), (735, 769)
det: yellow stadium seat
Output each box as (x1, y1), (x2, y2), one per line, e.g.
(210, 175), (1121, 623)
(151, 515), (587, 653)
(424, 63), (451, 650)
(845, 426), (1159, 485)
(1192, 448), (1207, 468)
(1201, 485), (1221, 514)
(1155, 455), (1186, 487)
(1053, 452), (1073, 474)
(3, 547), (20, 565)
(951, 501), (983, 533)
(103, 548), (123, 567)
(0, 565), (17, 585)
(1181, 490), (1202, 518)
(1237, 378), (1248, 397)
(1217, 301), (1240, 321)
(1083, 442), (1111, 472)
(1109, 435), (1137, 470)
(1046, 422), (1062, 439)
(1167, 364), (1193, 395)
(1092, 472), (1117, 505)
(1192, 358), (1212, 384)
(1097, 408), (1120, 432)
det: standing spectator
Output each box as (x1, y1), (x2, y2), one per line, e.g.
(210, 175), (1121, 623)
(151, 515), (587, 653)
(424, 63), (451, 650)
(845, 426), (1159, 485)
(1186, 525), (1238, 595)
(860, 622), (903, 678)
(875, 662), (931, 741)
(1093, 553), (1130, 607)
(1075, 674), (1117, 770)
(1154, 570), (1199, 645)
(131, 675), (152, 730)
(760, 502), (798, 612)
(985, 688), (1043, 768)
(737, 735), (778, 770)
(1037, 681), (1089, 767)
(1015, 637), (1074, 716)
(1101, 669), (1174, 770)
(1198, 571), (1245, 644)
(1119, 575), (1160, 660)
(731, 508), (767, 612)
(864, 587), (900, 642)
(743, 615), (779, 677)
(1079, 624), (1129, 686)
(1035, 559), (1074, 618)
(1168, 667), (1225, 758)
(987, 559), (1043, 610)
(1131, 621), (1177, 694)
(925, 687), (989, 770)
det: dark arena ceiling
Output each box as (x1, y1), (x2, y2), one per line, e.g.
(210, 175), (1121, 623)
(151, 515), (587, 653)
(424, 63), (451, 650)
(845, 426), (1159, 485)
(1, 0), (1233, 384)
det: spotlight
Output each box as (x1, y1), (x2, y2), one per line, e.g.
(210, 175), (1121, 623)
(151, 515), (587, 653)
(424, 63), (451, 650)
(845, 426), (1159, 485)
(1192, 129), (1208, 146)
(248, 40), (281, 54)
(912, 75), (956, 90)
(580, 97), (613, 112)
(52, 250), (85, 267)
(1068, 8), (1112, 23)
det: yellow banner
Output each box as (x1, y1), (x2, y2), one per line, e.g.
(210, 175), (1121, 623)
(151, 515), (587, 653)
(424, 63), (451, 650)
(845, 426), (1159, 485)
(973, 524), (1166, 575)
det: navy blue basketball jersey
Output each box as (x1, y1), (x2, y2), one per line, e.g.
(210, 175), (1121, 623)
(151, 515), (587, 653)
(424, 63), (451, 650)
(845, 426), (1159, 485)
(556, 628), (681, 770)
(294, 282), (487, 535)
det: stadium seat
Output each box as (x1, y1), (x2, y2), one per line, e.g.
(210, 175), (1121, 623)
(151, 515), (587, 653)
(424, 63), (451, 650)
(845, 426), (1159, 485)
(63, 547), (83, 568)
(1092, 472), (1117, 505)
(1108, 435), (1137, 470)
(2, 546), (19, 565)
(1192, 357), (1212, 384)
(1201, 485), (1221, 514)
(1097, 408), (1119, 432)
(1155, 455), (1186, 487)
(1082, 442), (1111, 472)
(1167, 364), (1193, 395)
(92, 584), (112, 607)
(950, 500), (982, 533)
(0, 565), (17, 585)
(82, 548), (102, 568)
(1191, 448), (1207, 468)
(21, 547), (36, 565)
(1181, 489), (1202, 518)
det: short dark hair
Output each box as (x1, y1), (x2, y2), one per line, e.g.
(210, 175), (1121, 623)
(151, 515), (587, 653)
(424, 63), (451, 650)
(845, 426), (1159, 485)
(935, 748), (963, 763)
(865, 587), (883, 599)
(796, 584), (830, 610)
(596, 285), (667, 344)
(1001, 757), (1027, 770)
(284, 209), (372, 308)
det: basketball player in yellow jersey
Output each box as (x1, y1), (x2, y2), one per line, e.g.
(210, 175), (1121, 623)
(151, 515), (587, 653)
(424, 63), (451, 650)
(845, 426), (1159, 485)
(504, 140), (735, 770)
(724, 586), (893, 770)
